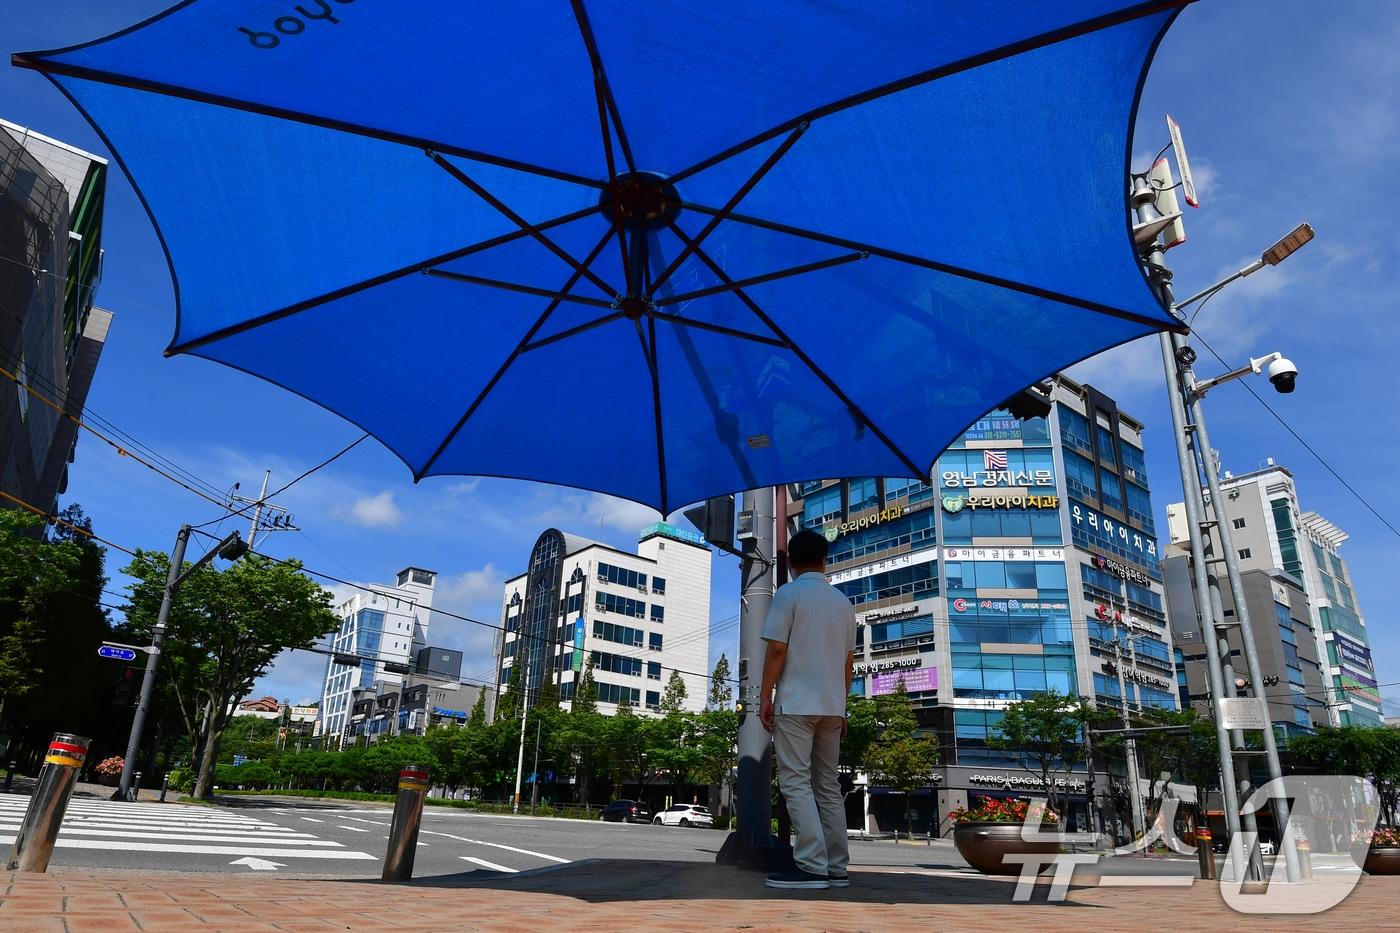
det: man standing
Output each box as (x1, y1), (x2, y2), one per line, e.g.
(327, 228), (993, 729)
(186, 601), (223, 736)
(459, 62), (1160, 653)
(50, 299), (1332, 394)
(759, 529), (856, 890)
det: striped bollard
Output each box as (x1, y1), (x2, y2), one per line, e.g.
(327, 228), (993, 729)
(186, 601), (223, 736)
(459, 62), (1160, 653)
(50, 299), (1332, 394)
(4, 734), (89, 871)
(382, 764), (430, 881)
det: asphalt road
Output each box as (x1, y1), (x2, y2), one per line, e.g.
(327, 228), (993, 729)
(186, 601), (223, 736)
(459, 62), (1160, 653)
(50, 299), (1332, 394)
(4, 792), (1350, 883)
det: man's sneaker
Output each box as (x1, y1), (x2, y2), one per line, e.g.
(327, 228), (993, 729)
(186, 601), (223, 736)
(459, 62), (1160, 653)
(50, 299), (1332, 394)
(827, 872), (850, 888)
(764, 868), (831, 890)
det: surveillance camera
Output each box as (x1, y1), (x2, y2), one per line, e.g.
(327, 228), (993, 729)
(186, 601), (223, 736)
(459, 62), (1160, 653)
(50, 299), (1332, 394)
(1266, 356), (1298, 394)
(1175, 345), (1197, 367)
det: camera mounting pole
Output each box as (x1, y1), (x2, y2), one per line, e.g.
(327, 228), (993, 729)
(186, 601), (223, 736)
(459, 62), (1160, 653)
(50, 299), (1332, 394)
(1132, 163), (1304, 884)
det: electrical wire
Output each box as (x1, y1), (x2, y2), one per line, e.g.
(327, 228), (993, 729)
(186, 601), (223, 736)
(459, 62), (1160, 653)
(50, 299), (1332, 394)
(191, 434), (370, 530)
(0, 488), (141, 556)
(1192, 333), (1400, 540)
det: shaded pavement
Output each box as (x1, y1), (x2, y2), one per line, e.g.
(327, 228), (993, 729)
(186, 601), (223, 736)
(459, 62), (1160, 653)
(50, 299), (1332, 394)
(2, 858), (1395, 932)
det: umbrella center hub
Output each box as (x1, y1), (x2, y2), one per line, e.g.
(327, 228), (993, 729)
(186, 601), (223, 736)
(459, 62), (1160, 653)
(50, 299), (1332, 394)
(600, 171), (681, 231)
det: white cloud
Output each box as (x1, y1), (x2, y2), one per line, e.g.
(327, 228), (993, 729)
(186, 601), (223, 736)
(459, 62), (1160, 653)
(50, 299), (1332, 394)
(342, 490), (403, 529)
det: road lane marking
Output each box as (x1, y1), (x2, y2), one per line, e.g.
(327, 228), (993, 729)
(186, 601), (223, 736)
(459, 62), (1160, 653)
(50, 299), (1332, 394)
(460, 856), (517, 872)
(473, 841), (570, 864)
(342, 816), (390, 825)
(420, 830), (569, 864)
(300, 817), (325, 823)
(337, 825), (369, 832)
(0, 835), (376, 859)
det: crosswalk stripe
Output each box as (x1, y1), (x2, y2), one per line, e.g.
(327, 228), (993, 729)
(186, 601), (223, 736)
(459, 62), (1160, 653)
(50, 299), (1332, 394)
(0, 823), (343, 846)
(0, 835), (377, 859)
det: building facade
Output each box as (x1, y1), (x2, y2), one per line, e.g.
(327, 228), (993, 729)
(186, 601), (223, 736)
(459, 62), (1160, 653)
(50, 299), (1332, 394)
(787, 375), (1175, 833)
(496, 523), (712, 716)
(1, 119), (110, 518)
(1167, 463), (1382, 727)
(316, 567), (436, 742)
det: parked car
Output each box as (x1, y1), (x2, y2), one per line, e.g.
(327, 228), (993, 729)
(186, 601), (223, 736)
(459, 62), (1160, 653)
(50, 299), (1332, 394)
(600, 799), (650, 823)
(653, 804), (713, 828)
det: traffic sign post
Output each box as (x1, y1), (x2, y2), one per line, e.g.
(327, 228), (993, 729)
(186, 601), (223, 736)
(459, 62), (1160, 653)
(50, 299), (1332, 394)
(383, 765), (429, 881)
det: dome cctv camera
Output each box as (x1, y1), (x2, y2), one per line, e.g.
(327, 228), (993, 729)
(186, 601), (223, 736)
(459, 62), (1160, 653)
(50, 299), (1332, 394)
(1266, 356), (1298, 394)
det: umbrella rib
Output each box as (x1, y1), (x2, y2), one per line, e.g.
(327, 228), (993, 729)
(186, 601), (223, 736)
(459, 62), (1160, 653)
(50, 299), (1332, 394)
(653, 252), (867, 308)
(648, 122), (808, 295)
(10, 56), (606, 191)
(669, 0), (1189, 185)
(422, 269), (614, 308)
(647, 312), (786, 348)
(427, 150), (620, 300)
(666, 222), (927, 481)
(568, 0), (637, 174)
(521, 312), (626, 354)
(166, 205), (601, 356)
(638, 314), (669, 515)
(682, 202), (1183, 334)
(416, 229), (616, 479)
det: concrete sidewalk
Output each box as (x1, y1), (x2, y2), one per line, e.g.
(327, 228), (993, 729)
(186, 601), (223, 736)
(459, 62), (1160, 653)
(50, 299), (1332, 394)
(2, 859), (1393, 931)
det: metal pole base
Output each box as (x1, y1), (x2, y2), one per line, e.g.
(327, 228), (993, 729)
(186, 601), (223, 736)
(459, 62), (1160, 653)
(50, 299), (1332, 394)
(715, 831), (794, 872)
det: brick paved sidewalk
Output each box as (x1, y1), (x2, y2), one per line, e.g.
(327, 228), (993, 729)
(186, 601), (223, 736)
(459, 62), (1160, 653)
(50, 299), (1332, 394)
(2, 860), (1394, 932)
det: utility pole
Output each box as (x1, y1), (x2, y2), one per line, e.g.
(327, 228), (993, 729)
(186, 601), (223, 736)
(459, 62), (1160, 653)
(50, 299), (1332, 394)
(115, 525), (246, 801)
(1133, 164), (1303, 883)
(229, 469), (298, 550)
(1110, 631), (1146, 842)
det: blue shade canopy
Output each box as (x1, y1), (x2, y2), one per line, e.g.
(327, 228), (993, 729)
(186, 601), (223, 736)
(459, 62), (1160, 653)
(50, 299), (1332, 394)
(16, 0), (1189, 513)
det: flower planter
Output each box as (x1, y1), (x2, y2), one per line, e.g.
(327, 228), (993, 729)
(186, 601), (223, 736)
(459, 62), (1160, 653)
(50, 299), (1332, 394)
(1363, 847), (1400, 875)
(954, 821), (1063, 876)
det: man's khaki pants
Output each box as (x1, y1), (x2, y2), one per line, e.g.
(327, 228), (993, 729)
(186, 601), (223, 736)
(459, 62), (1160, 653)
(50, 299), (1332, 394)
(773, 714), (848, 877)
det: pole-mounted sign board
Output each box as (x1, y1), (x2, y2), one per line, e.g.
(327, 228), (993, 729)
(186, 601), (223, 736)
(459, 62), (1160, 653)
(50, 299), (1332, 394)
(1217, 697), (1269, 731)
(98, 645), (138, 661)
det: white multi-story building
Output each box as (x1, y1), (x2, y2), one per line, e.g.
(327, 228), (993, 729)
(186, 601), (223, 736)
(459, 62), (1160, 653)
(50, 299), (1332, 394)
(316, 567), (436, 742)
(496, 523), (711, 716)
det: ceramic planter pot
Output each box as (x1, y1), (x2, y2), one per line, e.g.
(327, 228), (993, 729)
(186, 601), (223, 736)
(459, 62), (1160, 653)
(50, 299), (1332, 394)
(954, 821), (1063, 875)
(1363, 847), (1400, 874)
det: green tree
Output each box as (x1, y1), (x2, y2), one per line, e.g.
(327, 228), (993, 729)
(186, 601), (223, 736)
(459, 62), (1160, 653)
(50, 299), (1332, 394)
(860, 681), (941, 838)
(0, 509), (83, 728)
(661, 670), (688, 715)
(467, 689), (487, 728)
(707, 654), (733, 709)
(218, 715), (281, 763)
(1290, 725), (1400, 827)
(989, 691), (1092, 818)
(574, 654), (598, 713)
(694, 707), (739, 805)
(121, 551), (338, 798)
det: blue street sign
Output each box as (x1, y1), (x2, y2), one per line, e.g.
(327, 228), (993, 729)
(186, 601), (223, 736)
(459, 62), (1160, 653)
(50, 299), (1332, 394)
(97, 645), (138, 661)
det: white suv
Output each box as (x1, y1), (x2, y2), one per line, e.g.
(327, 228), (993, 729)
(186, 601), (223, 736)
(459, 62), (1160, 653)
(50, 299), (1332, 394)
(653, 804), (713, 828)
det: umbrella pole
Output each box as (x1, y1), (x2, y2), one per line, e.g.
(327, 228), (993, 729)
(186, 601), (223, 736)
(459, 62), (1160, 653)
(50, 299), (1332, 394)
(718, 487), (788, 869)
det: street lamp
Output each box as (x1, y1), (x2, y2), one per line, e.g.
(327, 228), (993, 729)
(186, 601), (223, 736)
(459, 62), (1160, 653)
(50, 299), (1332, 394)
(114, 524), (247, 801)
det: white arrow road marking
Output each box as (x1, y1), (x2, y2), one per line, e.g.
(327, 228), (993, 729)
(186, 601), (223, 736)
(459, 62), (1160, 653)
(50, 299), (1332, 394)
(421, 830), (569, 864)
(0, 835), (376, 860)
(460, 856), (516, 873)
(229, 857), (285, 871)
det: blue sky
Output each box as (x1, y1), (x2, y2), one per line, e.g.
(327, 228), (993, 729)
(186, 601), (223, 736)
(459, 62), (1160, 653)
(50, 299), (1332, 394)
(4, 2), (1396, 712)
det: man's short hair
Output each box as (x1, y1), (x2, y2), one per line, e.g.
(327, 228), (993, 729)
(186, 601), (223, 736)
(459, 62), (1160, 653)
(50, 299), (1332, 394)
(788, 529), (829, 568)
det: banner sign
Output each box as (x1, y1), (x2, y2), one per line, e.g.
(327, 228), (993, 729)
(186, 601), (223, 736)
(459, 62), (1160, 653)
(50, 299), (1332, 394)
(827, 547), (936, 585)
(871, 667), (936, 695)
(1070, 500), (1157, 565)
(942, 546), (1063, 562)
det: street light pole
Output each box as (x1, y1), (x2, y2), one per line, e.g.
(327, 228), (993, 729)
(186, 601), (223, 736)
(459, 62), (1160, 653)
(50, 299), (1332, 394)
(115, 526), (189, 801)
(114, 525), (247, 801)
(1111, 633), (1145, 842)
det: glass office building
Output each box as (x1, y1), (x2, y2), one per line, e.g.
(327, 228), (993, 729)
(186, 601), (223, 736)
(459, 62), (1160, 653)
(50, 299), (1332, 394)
(787, 374), (1175, 833)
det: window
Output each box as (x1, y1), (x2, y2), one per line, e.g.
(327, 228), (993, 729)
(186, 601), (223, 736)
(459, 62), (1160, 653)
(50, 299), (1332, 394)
(650, 604), (665, 623)
(596, 592), (646, 618)
(595, 681), (640, 706)
(647, 661), (662, 681)
(598, 562), (648, 590)
(1238, 548), (1252, 559)
(591, 651), (642, 677)
(652, 577), (666, 595)
(834, 560), (938, 605)
(847, 478), (879, 513)
(802, 485), (843, 529)
(1232, 517), (1246, 529)
(646, 691), (661, 711)
(593, 620), (644, 647)
(648, 633), (664, 651)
